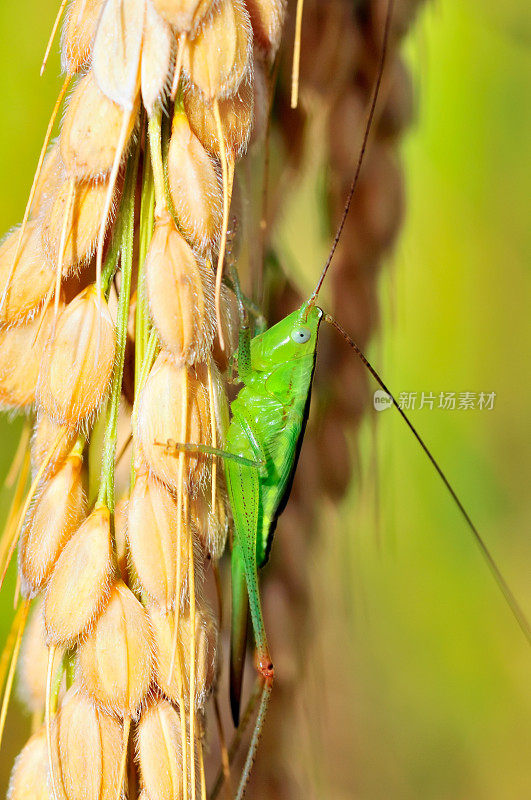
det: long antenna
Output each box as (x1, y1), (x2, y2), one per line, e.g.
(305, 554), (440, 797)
(325, 314), (531, 646)
(308, 0), (394, 306)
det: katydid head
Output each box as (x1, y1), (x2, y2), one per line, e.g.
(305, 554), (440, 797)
(252, 304), (322, 366)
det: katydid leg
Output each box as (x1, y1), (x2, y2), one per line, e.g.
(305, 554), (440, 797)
(154, 440), (264, 469)
(209, 677), (266, 800)
(234, 680), (272, 800)
(225, 460), (274, 683)
(230, 542), (250, 726)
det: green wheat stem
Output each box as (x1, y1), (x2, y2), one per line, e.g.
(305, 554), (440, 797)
(101, 222), (122, 296)
(135, 139), (155, 395)
(97, 146), (139, 512)
(131, 326), (158, 441)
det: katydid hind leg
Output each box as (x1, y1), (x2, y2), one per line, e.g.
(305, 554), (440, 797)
(230, 542), (250, 727)
(239, 535), (274, 682)
(225, 461), (274, 682)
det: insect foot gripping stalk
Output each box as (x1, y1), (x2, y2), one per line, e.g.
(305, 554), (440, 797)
(255, 645), (275, 686)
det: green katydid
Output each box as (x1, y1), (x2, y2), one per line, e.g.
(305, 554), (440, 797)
(225, 295), (323, 681)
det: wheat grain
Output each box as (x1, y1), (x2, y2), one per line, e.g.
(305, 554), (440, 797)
(167, 108), (223, 254)
(61, 72), (140, 181)
(128, 470), (190, 611)
(0, 303), (58, 409)
(7, 725), (50, 800)
(77, 580), (153, 716)
(44, 506), (113, 645)
(145, 210), (216, 362)
(18, 451), (85, 596)
(0, 223), (55, 325)
(49, 685), (124, 800)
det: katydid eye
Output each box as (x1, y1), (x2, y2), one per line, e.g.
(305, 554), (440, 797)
(291, 328), (311, 344)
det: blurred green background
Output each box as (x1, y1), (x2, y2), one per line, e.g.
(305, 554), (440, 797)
(0, 0), (529, 797)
